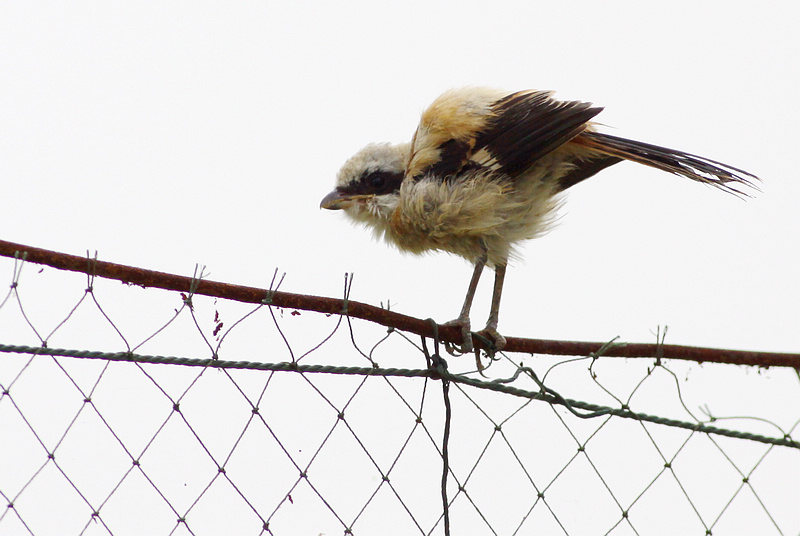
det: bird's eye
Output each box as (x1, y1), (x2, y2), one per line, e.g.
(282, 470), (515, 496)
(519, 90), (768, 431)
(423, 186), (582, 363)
(355, 170), (402, 195)
(369, 174), (386, 189)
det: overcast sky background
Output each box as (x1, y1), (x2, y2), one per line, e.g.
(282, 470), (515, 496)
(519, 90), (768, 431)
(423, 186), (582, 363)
(3, 2), (799, 352)
(1, 2), (799, 535)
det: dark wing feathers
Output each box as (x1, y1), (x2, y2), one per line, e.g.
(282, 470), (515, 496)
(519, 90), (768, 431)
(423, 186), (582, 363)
(474, 91), (603, 177)
(420, 138), (473, 179)
(410, 90), (758, 196)
(414, 90), (602, 181)
(574, 131), (759, 196)
(557, 155), (622, 191)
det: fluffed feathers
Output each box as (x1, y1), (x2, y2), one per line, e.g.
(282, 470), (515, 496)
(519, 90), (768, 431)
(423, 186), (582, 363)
(321, 87), (758, 353)
(324, 87), (757, 265)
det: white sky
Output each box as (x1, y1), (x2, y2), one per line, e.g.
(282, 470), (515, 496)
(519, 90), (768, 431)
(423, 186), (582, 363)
(1, 2), (798, 535)
(3, 2), (798, 352)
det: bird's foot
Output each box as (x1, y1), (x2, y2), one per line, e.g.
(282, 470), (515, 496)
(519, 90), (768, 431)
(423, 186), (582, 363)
(475, 326), (507, 354)
(443, 317), (473, 355)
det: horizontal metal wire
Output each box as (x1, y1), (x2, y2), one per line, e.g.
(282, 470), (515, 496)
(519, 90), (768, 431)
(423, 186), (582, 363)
(2, 239), (799, 368)
(1, 342), (797, 450)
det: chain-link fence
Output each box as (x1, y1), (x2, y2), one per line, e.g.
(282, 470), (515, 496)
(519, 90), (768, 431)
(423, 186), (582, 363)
(1, 243), (799, 536)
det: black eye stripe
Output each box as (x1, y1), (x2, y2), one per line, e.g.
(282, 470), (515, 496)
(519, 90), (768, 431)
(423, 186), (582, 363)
(366, 170), (400, 192)
(340, 170), (404, 196)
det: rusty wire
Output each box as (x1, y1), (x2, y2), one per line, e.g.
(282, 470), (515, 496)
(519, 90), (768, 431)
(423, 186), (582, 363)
(1, 243), (799, 535)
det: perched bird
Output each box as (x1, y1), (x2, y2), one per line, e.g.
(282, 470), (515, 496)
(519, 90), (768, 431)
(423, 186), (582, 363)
(320, 87), (757, 353)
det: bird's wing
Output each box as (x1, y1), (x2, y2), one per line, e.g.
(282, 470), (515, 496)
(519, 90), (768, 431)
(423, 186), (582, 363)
(406, 88), (603, 182)
(571, 131), (759, 195)
(471, 90), (603, 177)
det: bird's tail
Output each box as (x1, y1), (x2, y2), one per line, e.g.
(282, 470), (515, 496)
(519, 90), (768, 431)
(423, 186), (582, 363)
(573, 131), (759, 196)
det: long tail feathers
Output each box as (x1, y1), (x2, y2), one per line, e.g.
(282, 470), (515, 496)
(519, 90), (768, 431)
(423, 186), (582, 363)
(573, 131), (759, 196)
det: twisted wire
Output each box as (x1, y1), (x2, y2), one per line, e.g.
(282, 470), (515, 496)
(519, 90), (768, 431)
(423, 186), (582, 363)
(2, 343), (796, 450)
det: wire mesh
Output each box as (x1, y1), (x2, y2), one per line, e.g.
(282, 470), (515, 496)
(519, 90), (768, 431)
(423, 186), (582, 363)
(1, 253), (799, 536)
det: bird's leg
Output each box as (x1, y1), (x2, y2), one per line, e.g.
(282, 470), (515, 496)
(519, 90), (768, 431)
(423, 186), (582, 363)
(477, 263), (507, 351)
(444, 254), (486, 353)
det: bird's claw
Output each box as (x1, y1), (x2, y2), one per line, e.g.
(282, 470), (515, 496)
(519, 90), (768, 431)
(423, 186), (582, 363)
(443, 317), (473, 355)
(443, 319), (507, 358)
(475, 327), (507, 354)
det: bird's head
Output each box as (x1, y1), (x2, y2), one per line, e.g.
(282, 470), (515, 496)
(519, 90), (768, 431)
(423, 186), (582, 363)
(320, 143), (409, 225)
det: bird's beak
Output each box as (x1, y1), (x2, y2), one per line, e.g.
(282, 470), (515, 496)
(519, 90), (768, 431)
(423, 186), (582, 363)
(320, 189), (370, 210)
(320, 189), (348, 210)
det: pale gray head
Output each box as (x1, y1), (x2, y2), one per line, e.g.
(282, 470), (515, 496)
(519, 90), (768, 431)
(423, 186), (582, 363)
(320, 143), (410, 220)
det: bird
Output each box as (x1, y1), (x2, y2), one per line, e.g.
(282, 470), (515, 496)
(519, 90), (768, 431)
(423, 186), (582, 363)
(320, 87), (758, 354)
